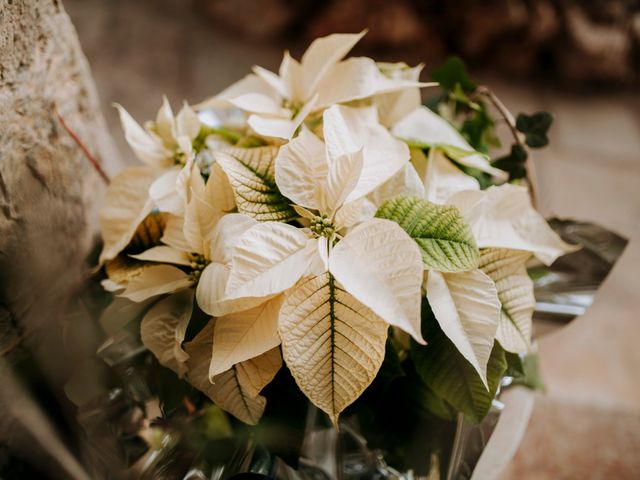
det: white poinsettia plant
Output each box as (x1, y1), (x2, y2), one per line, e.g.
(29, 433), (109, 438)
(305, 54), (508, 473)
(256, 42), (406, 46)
(99, 32), (575, 427)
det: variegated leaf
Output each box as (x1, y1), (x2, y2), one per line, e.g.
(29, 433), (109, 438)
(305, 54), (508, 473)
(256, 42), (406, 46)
(479, 248), (534, 353)
(279, 273), (388, 426)
(376, 196), (479, 272)
(215, 146), (297, 222)
(185, 322), (267, 425)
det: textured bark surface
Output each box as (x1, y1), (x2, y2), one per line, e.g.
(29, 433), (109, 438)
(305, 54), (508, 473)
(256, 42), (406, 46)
(0, 1), (118, 476)
(0, 0), (118, 352)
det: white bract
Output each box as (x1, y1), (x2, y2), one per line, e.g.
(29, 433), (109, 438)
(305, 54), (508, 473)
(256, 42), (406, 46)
(221, 104), (425, 344)
(200, 32), (430, 139)
(97, 31), (576, 426)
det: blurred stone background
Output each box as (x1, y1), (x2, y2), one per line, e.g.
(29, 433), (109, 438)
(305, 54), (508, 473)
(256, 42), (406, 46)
(63, 0), (640, 478)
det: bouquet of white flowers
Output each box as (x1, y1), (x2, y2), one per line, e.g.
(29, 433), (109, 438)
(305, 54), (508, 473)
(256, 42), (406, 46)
(96, 31), (579, 477)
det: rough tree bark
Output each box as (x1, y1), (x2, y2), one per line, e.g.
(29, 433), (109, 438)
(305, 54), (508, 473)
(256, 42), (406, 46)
(0, 1), (119, 477)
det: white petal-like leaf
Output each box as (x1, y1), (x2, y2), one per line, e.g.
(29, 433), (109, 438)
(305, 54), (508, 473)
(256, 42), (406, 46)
(275, 128), (327, 210)
(424, 148), (480, 204)
(140, 289), (194, 377)
(329, 218), (424, 343)
(300, 31), (366, 101)
(209, 296), (283, 378)
(479, 249), (534, 353)
(185, 322), (266, 425)
(315, 57), (428, 109)
(228, 93), (288, 116)
(225, 222), (315, 300)
(247, 114), (297, 140)
(99, 167), (157, 263)
(215, 146), (298, 222)
(448, 184), (579, 265)
(120, 265), (192, 302)
(426, 269), (501, 386)
(334, 105), (410, 203)
(130, 245), (190, 266)
(234, 347), (282, 398)
(392, 106), (507, 179)
(374, 63), (423, 127)
(197, 73), (278, 109)
(114, 104), (171, 166)
(149, 169), (184, 214)
(279, 273), (388, 426)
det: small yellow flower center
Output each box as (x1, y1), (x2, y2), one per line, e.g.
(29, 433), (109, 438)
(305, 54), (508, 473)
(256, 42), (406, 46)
(187, 253), (209, 281)
(310, 215), (335, 239)
(282, 99), (301, 118)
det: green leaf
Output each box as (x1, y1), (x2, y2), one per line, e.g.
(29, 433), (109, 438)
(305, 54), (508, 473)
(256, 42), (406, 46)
(411, 299), (507, 423)
(430, 56), (476, 93)
(492, 144), (528, 180)
(376, 196), (480, 272)
(516, 112), (553, 148)
(216, 146), (297, 222)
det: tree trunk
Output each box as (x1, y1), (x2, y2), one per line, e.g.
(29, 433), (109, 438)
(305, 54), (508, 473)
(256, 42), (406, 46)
(0, 1), (119, 476)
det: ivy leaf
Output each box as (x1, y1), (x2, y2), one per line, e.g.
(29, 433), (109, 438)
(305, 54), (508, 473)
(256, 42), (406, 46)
(430, 56), (476, 93)
(215, 146), (297, 222)
(278, 273), (388, 426)
(411, 299), (507, 423)
(492, 143), (528, 180)
(479, 248), (534, 353)
(376, 196), (480, 272)
(516, 112), (553, 148)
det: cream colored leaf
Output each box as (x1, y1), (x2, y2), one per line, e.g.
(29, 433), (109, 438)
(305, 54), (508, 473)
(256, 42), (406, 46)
(149, 168), (184, 214)
(315, 57), (428, 109)
(225, 222), (315, 300)
(424, 148), (480, 204)
(426, 269), (501, 386)
(279, 273), (388, 426)
(130, 245), (190, 266)
(207, 162), (237, 218)
(374, 62), (424, 127)
(279, 50), (303, 101)
(196, 215), (263, 317)
(140, 289), (194, 377)
(275, 128), (327, 210)
(99, 296), (157, 336)
(99, 166), (158, 263)
(210, 367), (266, 425)
(197, 72), (278, 109)
(155, 95), (175, 143)
(366, 162), (425, 210)
(252, 66), (287, 98)
(392, 106), (506, 179)
(479, 249), (534, 353)
(329, 218), (424, 343)
(215, 146), (298, 222)
(300, 31), (366, 101)
(114, 103), (171, 166)
(209, 296), (283, 378)
(247, 115), (297, 140)
(323, 105), (361, 163)
(185, 322), (266, 425)
(228, 93), (287, 116)
(234, 347), (282, 398)
(176, 101), (201, 140)
(448, 184), (579, 265)
(209, 213), (258, 264)
(120, 264), (192, 302)
(334, 105), (410, 203)
(161, 214), (192, 252)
